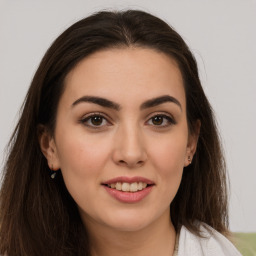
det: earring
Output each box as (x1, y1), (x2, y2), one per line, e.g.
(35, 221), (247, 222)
(50, 164), (57, 179)
(188, 156), (192, 165)
(51, 172), (57, 179)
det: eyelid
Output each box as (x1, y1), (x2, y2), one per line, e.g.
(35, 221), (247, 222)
(146, 111), (175, 120)
(80, 112), (112, 128)
(145, 112), (176, 126)
(81, 112), (109, 119)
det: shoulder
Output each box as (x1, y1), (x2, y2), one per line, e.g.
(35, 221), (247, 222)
(177, 222), (242, 256)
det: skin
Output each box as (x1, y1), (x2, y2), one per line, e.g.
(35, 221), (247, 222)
(40, 47), (198, 256)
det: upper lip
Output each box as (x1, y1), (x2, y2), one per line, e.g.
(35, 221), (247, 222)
(102, 176), (155, 185)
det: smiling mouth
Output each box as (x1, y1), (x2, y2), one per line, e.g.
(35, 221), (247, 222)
(102, 182), (153, 193)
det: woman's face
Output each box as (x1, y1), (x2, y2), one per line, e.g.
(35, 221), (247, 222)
(43, 48), (197, 232)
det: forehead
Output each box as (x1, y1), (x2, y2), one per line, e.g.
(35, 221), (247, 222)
(63, 47), (185, 107)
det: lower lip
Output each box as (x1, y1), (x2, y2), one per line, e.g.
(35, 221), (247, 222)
(103, 185), (154, 203)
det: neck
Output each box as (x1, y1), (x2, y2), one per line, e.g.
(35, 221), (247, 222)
(84, 211), (176, 256)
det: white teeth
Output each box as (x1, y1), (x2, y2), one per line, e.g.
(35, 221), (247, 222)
(122, 182), (130, 192)
(116, 182), (122, 190)
(138, 182), (143, 190)
(130, 182), (138, 192)
(107, 182), (149, 192)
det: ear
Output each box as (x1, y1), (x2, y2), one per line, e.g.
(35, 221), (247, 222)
(184, 120), (201, 167)
(38, 125), (60, 170)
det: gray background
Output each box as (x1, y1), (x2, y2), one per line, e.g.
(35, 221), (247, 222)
(0, 0), (255, 232)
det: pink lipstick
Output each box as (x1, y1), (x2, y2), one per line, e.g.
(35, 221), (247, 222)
(101, 176), (155, 203)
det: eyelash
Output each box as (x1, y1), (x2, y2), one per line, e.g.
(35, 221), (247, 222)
(80, 112), (176, 129)
(80, 112), (111, 129)
(146, 113), (176, 127)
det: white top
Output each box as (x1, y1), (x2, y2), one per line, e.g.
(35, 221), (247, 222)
(176, 223), (241, 256)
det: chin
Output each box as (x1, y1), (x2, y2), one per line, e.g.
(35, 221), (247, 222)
(100, 209), (159, 232)
(106, 219), (151, 232)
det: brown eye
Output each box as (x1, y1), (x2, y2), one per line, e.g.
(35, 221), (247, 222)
(147, 114), (176, 127)
(81, 114), (109, 128)
(152, 116), (164, 125)
(91, 116), (103, 126)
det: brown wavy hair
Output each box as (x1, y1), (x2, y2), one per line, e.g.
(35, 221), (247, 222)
(0, 10), (229, 256)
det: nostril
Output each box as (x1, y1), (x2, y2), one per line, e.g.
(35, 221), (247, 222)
(116, 157), (146, 168)
(118, 160), (127, 166)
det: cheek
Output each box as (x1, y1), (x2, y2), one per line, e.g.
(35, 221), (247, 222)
(148, 132), (187, 195)
(150, 134), (187, 170)
(55, 132), (111, 197)
(57, 132), (111, 173)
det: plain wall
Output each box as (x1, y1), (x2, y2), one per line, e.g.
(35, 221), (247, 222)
(0, 0), (255, 232)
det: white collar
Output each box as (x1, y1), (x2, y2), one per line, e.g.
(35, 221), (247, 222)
(176, 223), (241, 256)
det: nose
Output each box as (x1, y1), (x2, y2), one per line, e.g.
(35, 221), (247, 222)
(112, 124), (147, 168)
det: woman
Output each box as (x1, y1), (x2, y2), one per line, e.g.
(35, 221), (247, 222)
(0, 10), (241, 256)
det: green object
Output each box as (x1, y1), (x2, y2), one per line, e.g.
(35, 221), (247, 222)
(233, 233), (256, 256)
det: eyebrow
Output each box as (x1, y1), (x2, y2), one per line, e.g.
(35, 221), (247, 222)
(72, 96), (120, 110)
(72, 95), (182, 111)
(140, 95), (182, 110)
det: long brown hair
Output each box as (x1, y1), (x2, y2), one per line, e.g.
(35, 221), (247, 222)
(0, 10), (229, 255)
